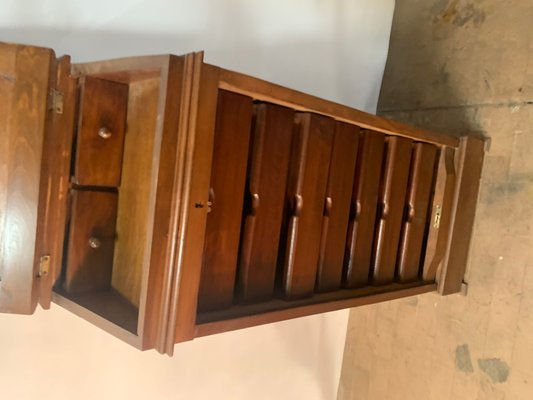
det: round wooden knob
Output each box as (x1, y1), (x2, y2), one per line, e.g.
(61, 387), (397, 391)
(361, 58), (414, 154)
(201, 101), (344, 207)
(88, 237), (101, 249)
(98, 127), (112, 139)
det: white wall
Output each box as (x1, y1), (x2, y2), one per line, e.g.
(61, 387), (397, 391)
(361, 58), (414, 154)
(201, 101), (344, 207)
(0, 1), (394, 399)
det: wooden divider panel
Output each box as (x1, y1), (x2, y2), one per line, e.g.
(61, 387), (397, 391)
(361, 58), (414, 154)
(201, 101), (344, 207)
(344, 131), (385, 288)
(281, 113), (334, 299)
(197, 90), (253, 312)
(372, 137), (413, 285)
(237, 103), (294, 304)
(397, 143), (437, 282)
(316, 122), (360, 292)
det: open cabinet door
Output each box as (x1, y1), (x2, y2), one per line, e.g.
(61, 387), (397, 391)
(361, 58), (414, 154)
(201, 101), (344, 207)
(0, 42), (63, 314)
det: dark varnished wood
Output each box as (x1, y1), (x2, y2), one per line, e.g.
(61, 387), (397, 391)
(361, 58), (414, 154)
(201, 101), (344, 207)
(316, 122), (360, 292)
(237, 103), (294, 303)
(197, 90), (253, 312)
(0, 42), (486, 354)
(64, 190), (118, 293)
(281, 113), (334, 299)
(216, 67), (459, 148)
(372, 136), (413, 285)
(397, 143), (438, 282)
(344, 130), (385, 288)
(74, 76), (128, 187)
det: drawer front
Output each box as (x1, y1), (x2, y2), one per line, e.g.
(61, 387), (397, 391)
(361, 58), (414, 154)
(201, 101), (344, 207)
(64, 190), (118, 293)
(398, 143), (438, 281)
(197, 90), (254, 312)
(281, 113), (334, 299)
(74, 76), (128, 187)
(316, 121), (360, 292)
(344, 130), (386, 288)
(372, 136), (413, 285)
(237, 103), (294, 304)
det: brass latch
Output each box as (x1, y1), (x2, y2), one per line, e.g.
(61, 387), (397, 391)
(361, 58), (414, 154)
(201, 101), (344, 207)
(38, 255), (50, 277)
(48, 89), (64, 114)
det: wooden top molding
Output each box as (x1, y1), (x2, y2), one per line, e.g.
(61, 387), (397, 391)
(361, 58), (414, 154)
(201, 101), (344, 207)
(215, 66), (460, 148)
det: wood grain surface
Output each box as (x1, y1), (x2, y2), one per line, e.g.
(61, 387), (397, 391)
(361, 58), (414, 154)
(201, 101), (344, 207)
(397, 143), (437, 282)
(237, 102), (294, 304)
(196, 90), (253, 312)
(112, 76), (160, 308)
(372, 136), (413, 285)
(0, 43), (53, 314)
(316, 121), (360, 292)
(280, 113), (334, 299)
(64, 190), (118, 293)
(344, 130), (385, 288)
(74, 76), (128, 187)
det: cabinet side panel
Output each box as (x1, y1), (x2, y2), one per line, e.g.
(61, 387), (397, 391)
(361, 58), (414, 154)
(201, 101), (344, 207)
(141, 56), (184, 351)
(0, 44), (53, 314)
(438, 136), (485, 294)
(171, 62), (220, 346)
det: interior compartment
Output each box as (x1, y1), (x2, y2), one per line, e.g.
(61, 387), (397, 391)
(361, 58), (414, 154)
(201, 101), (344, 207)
(57, 68), (162, 335)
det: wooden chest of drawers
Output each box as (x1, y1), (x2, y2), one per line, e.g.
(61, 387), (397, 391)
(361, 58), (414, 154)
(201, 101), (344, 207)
(0, 42), (484, 355)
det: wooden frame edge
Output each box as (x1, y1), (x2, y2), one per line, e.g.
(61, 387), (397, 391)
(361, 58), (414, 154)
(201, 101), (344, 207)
(437, 135), (485, 295)
(195, 283), (437, 338)
(216, 67), (459, 148)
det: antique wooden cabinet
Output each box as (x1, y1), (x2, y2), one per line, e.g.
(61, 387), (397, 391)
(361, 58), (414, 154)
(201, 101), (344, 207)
(0, 42), (484, 355)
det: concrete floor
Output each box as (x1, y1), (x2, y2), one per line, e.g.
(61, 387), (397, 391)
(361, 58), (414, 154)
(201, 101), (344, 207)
(338, 1), (533, 399)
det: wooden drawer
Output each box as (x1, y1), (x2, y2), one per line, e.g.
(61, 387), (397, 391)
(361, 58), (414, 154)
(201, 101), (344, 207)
(0, 42), (485, 356)
(64, 190), (118, 293)
(73, 76), (128, 187)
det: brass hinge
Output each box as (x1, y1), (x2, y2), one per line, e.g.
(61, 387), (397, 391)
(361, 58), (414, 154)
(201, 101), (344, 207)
(38, 255), (50, 277)
(433, 205), (442, 229)
(48, 89), (64, 114)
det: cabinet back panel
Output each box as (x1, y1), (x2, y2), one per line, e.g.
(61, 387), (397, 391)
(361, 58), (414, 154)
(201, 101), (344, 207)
(111, 76), (161, 308)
